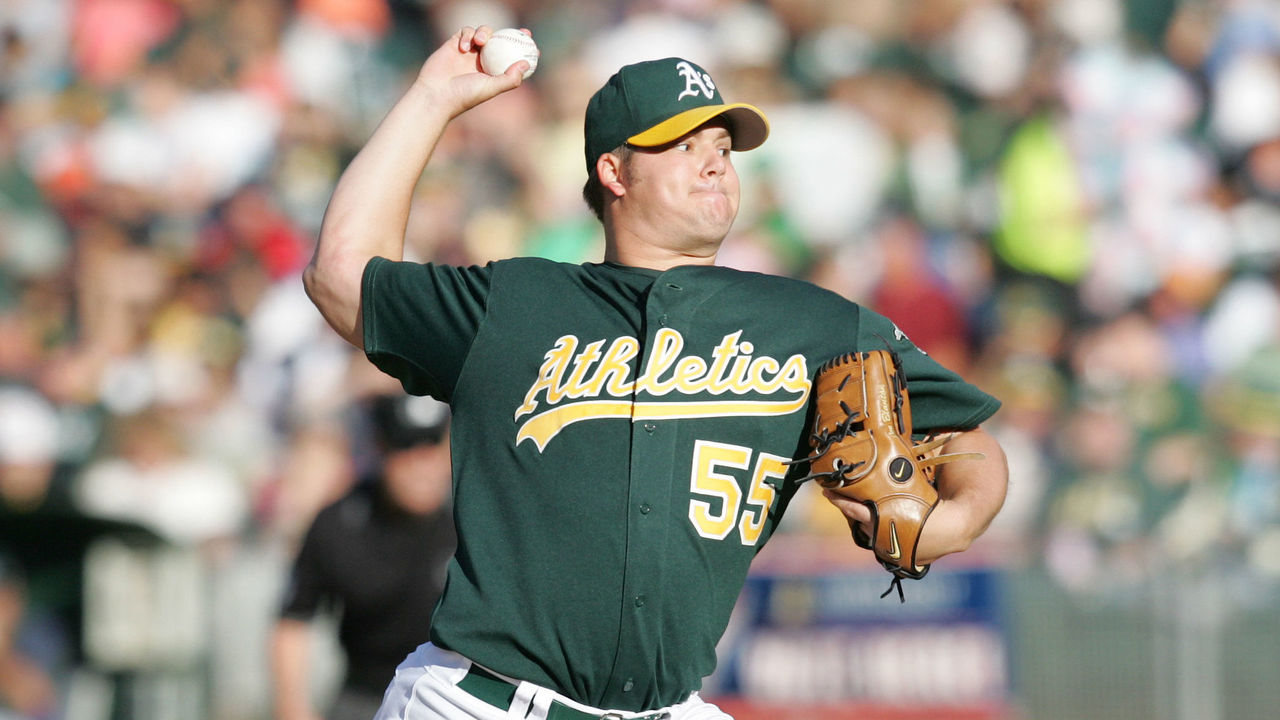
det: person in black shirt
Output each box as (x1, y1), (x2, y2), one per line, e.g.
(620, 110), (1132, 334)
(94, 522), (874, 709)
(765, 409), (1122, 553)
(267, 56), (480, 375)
(271, 394), (456, 720)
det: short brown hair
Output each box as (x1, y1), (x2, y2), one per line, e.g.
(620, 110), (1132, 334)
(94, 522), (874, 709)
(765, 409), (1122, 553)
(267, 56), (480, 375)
(581, 144), (633, 223)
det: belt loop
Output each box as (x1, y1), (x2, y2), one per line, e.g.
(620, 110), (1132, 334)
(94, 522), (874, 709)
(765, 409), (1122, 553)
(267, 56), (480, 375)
(508, 681), (537, 717)
(527, 686), (555, 720)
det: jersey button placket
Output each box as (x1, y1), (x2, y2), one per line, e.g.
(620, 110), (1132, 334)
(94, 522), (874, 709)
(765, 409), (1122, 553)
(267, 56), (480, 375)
(610, 275), (681, 698)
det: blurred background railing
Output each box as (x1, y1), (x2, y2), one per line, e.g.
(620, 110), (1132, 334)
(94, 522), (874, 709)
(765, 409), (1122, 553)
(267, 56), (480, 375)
(2, 1), (1279, 719)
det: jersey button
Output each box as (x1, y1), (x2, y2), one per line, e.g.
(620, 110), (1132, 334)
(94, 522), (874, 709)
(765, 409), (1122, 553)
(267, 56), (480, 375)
(623, 679), (635, 692)
(639, 503), (651, 514)
(658, 314), (669, 326)
(643, 422), (656, 433)
(634, 594), (646, 608)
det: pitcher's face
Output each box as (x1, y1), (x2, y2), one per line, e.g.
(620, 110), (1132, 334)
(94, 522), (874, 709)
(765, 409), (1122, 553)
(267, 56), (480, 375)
(617, 122), (740, 255)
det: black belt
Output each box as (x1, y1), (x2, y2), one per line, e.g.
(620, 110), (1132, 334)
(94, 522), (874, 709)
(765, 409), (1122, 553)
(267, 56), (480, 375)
(456, 665), (670, 720)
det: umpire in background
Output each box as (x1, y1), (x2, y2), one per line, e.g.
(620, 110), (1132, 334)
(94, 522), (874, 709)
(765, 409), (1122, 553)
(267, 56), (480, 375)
(270, 395), (456, 720)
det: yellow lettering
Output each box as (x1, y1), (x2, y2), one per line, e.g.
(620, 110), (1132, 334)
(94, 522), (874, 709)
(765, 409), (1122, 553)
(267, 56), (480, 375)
(674, 356), (709, 393)
(728, 355), (754, 393)
(747, 356), (781, 390)
(564, 340), (605, 397)
(638, 328), (684, 396)
(515, 336), (578, 420)
(514, 329), (816, 452)
(781, 356), (810, 394)
(599, 337), (640, 397)
(705, 332), (742, 394)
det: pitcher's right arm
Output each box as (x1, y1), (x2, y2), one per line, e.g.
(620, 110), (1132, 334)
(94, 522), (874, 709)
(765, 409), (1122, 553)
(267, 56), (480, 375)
(303, 26), (531, 346)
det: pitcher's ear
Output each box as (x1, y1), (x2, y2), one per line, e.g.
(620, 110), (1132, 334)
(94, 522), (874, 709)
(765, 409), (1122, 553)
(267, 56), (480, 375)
(597, 152), (626, 198)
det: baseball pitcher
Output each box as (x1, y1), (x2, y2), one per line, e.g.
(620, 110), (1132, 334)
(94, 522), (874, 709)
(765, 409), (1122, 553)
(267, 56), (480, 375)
(304, 25), (1008, 720)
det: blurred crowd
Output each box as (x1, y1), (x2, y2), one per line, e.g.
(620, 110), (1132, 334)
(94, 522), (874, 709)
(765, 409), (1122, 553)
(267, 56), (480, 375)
(3, 0), (1280, 718)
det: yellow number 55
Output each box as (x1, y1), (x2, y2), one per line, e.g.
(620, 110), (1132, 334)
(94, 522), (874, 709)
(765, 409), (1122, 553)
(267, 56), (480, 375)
(688, 440), (785, 545)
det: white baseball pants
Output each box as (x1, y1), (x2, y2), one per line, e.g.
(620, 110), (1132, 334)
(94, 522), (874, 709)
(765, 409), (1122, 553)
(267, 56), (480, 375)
(372, 643), (734, 720)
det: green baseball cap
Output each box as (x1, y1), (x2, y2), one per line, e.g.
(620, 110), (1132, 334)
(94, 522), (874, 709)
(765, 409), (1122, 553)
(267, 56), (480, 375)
(584, 57), (770, 172)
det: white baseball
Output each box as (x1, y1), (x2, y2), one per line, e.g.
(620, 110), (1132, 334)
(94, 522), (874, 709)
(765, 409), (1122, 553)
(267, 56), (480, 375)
(480, 29), (539, 79)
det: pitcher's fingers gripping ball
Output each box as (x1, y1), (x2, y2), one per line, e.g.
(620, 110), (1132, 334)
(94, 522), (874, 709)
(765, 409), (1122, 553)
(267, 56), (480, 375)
(796, 350), (985, 600)
(480, 28), (539, 79)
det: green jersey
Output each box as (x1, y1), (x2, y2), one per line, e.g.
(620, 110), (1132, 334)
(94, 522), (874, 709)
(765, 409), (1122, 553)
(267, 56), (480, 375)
(361, 256), (999, 712)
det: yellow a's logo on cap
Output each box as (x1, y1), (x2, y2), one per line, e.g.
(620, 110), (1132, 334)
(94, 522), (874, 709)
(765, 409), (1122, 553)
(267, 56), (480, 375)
(675, 60), (716, 101)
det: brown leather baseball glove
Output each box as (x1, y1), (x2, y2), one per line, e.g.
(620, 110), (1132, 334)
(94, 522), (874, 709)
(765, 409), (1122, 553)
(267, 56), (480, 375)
(796, 350), (983, 600)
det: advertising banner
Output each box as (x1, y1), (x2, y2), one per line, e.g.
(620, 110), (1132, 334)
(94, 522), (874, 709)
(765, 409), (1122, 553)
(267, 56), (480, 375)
(709, 567), (1012, 720)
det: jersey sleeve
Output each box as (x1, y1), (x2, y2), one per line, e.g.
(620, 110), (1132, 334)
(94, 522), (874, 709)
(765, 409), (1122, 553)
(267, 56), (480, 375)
(278, 518), (329, 620)
(361, 257), (493, 400)
(856, 310), (1001, 432)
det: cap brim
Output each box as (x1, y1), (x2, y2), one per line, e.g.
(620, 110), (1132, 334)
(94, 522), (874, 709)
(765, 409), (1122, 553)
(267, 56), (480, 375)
(626, 103), (770, 152)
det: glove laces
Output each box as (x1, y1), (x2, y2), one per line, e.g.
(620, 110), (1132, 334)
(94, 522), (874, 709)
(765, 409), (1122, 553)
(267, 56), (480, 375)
(881, 576), (907, 603)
